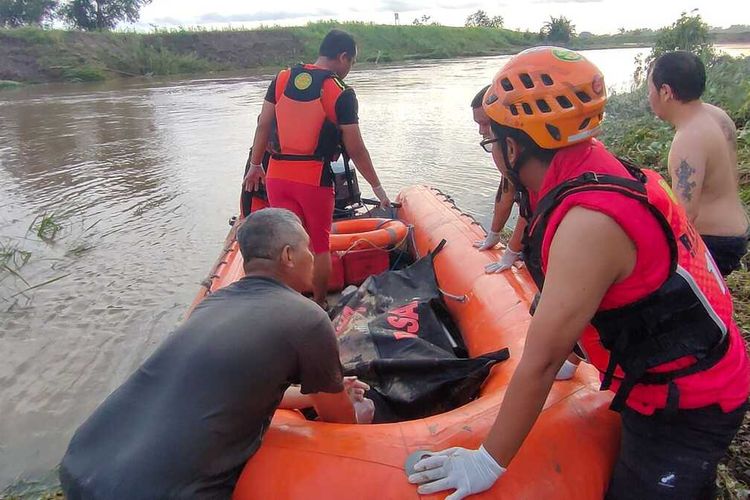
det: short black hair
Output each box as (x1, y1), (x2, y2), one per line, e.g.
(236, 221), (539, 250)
(319, 29), (357, 59)
(490, 122), (557, 164)
(237, 208), (306, 263)
(651, 51), (706, 103)
(471, 85), (490, 109)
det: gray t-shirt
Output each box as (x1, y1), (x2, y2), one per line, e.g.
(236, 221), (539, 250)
(60, 276), (343, 499)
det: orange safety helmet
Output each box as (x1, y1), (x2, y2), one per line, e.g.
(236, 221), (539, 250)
(483, 46), (607, 150)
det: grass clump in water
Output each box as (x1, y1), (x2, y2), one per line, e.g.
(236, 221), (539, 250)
(31, 213), (64, 242)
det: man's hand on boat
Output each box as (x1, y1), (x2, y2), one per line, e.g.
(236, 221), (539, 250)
(243, 162), (265, 192)
(407, 446), (505, 500)
(473, 230), (503, 251)
(372, 184), (392, 209)
(484, 247), (522, 274)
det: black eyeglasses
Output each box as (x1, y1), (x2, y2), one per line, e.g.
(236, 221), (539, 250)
(480, 137), (499, 153)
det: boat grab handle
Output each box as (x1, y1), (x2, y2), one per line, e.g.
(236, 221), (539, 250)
(440, 289), (468, 303)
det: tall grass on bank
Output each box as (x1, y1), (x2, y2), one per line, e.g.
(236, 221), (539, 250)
(0, 21), (535, 84)
(286, 21), (527, 62)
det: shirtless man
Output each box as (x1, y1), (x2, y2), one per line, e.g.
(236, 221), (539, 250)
(648, 51), (749, 275)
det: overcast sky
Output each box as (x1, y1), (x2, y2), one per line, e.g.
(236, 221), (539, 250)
(135, 0), (748, 34)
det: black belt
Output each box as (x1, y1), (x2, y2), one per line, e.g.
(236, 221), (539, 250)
(271, 153), (325, 162)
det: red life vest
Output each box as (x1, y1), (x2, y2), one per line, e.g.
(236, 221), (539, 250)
(268, 65), (344, 187)
(524, 150), (747, 413)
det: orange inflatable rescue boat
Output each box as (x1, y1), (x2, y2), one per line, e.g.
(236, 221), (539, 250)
(191, 186), (621, 499)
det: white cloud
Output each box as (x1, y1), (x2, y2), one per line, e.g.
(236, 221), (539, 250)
(137, 0), (748, 34)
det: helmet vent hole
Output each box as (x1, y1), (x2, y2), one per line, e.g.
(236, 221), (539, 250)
(509, 104), (519, 116)
(536, 99), (552, 113)
(579, 117), (591, 130)
(576, 91), (592, 103)
(541, 74), (554, 86)
(545, 124), (561, 142)
(519, 73), (534, 89)
(501, 78), (514, 91)
(556, 96), (573, 109)
(521, 103), (533, 115)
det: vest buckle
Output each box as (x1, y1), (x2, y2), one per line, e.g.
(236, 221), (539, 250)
(582, 171), (600, 184)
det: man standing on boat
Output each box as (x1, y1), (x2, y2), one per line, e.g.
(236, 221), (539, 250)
(408, 47), (749, 499)
(648, 50), (749, 276)
(244, 29), (391, 309)
(60, 209), (373, 499)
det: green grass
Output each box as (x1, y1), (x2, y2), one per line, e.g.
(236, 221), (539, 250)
(0, 22), (533, 84)
(61, 65), (107, 82)
(288, 21), (526, 62)
(1, 22), (748, 85)
(30, 213), (63, 242)
(0, 79), (22, 89)
(2, 25), (63, 44)
(0, 241), (32, 288)
(114, 39), (217, 76)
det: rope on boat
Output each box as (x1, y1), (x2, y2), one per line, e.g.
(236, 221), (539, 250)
(338, 225), (413, 258)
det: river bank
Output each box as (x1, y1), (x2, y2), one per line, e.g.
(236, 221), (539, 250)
(0, 22), (661, 85)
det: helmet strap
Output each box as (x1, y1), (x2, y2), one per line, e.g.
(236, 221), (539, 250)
(500, 136), (533, 219)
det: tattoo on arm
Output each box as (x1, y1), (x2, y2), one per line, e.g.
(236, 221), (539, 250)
(720, 116), (737, 149)
(676, 159), (697, 202)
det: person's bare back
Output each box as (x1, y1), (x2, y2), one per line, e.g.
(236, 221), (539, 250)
(669, 102), (748, 236)
(648, 51), (748, 275)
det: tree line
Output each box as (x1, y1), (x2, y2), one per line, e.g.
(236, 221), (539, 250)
(0, 0), (151, 30)
(462, 9), (576, 43)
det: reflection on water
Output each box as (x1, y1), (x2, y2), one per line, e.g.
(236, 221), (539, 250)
(0, 45), (742, 489)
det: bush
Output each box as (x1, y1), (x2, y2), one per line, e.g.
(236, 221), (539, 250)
(103, 36), (215, 76)
(0, 79), (22, 89)
(2, 24), (61, 43)
(61, 65), (105, 81)
(650, 11), (715, 62)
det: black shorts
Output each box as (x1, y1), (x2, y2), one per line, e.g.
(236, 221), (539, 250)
(606, 402), (747, 500)
(702, 232), (749, 276)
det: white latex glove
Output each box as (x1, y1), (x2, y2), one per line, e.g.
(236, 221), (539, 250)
(473, 231), (503, 251)
(343, 376), (369, 403)
(372, 185), (392, 208)
(353, 398), (375, 424)
(485, 248), (522, 274)
(555, 359), (579, 380)
(243, 164), (265, 192)
(408, 446), (505, 500)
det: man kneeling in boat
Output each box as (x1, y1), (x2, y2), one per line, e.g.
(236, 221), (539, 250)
(59, 208), (373, 500)
(408, 47), (749, 500)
